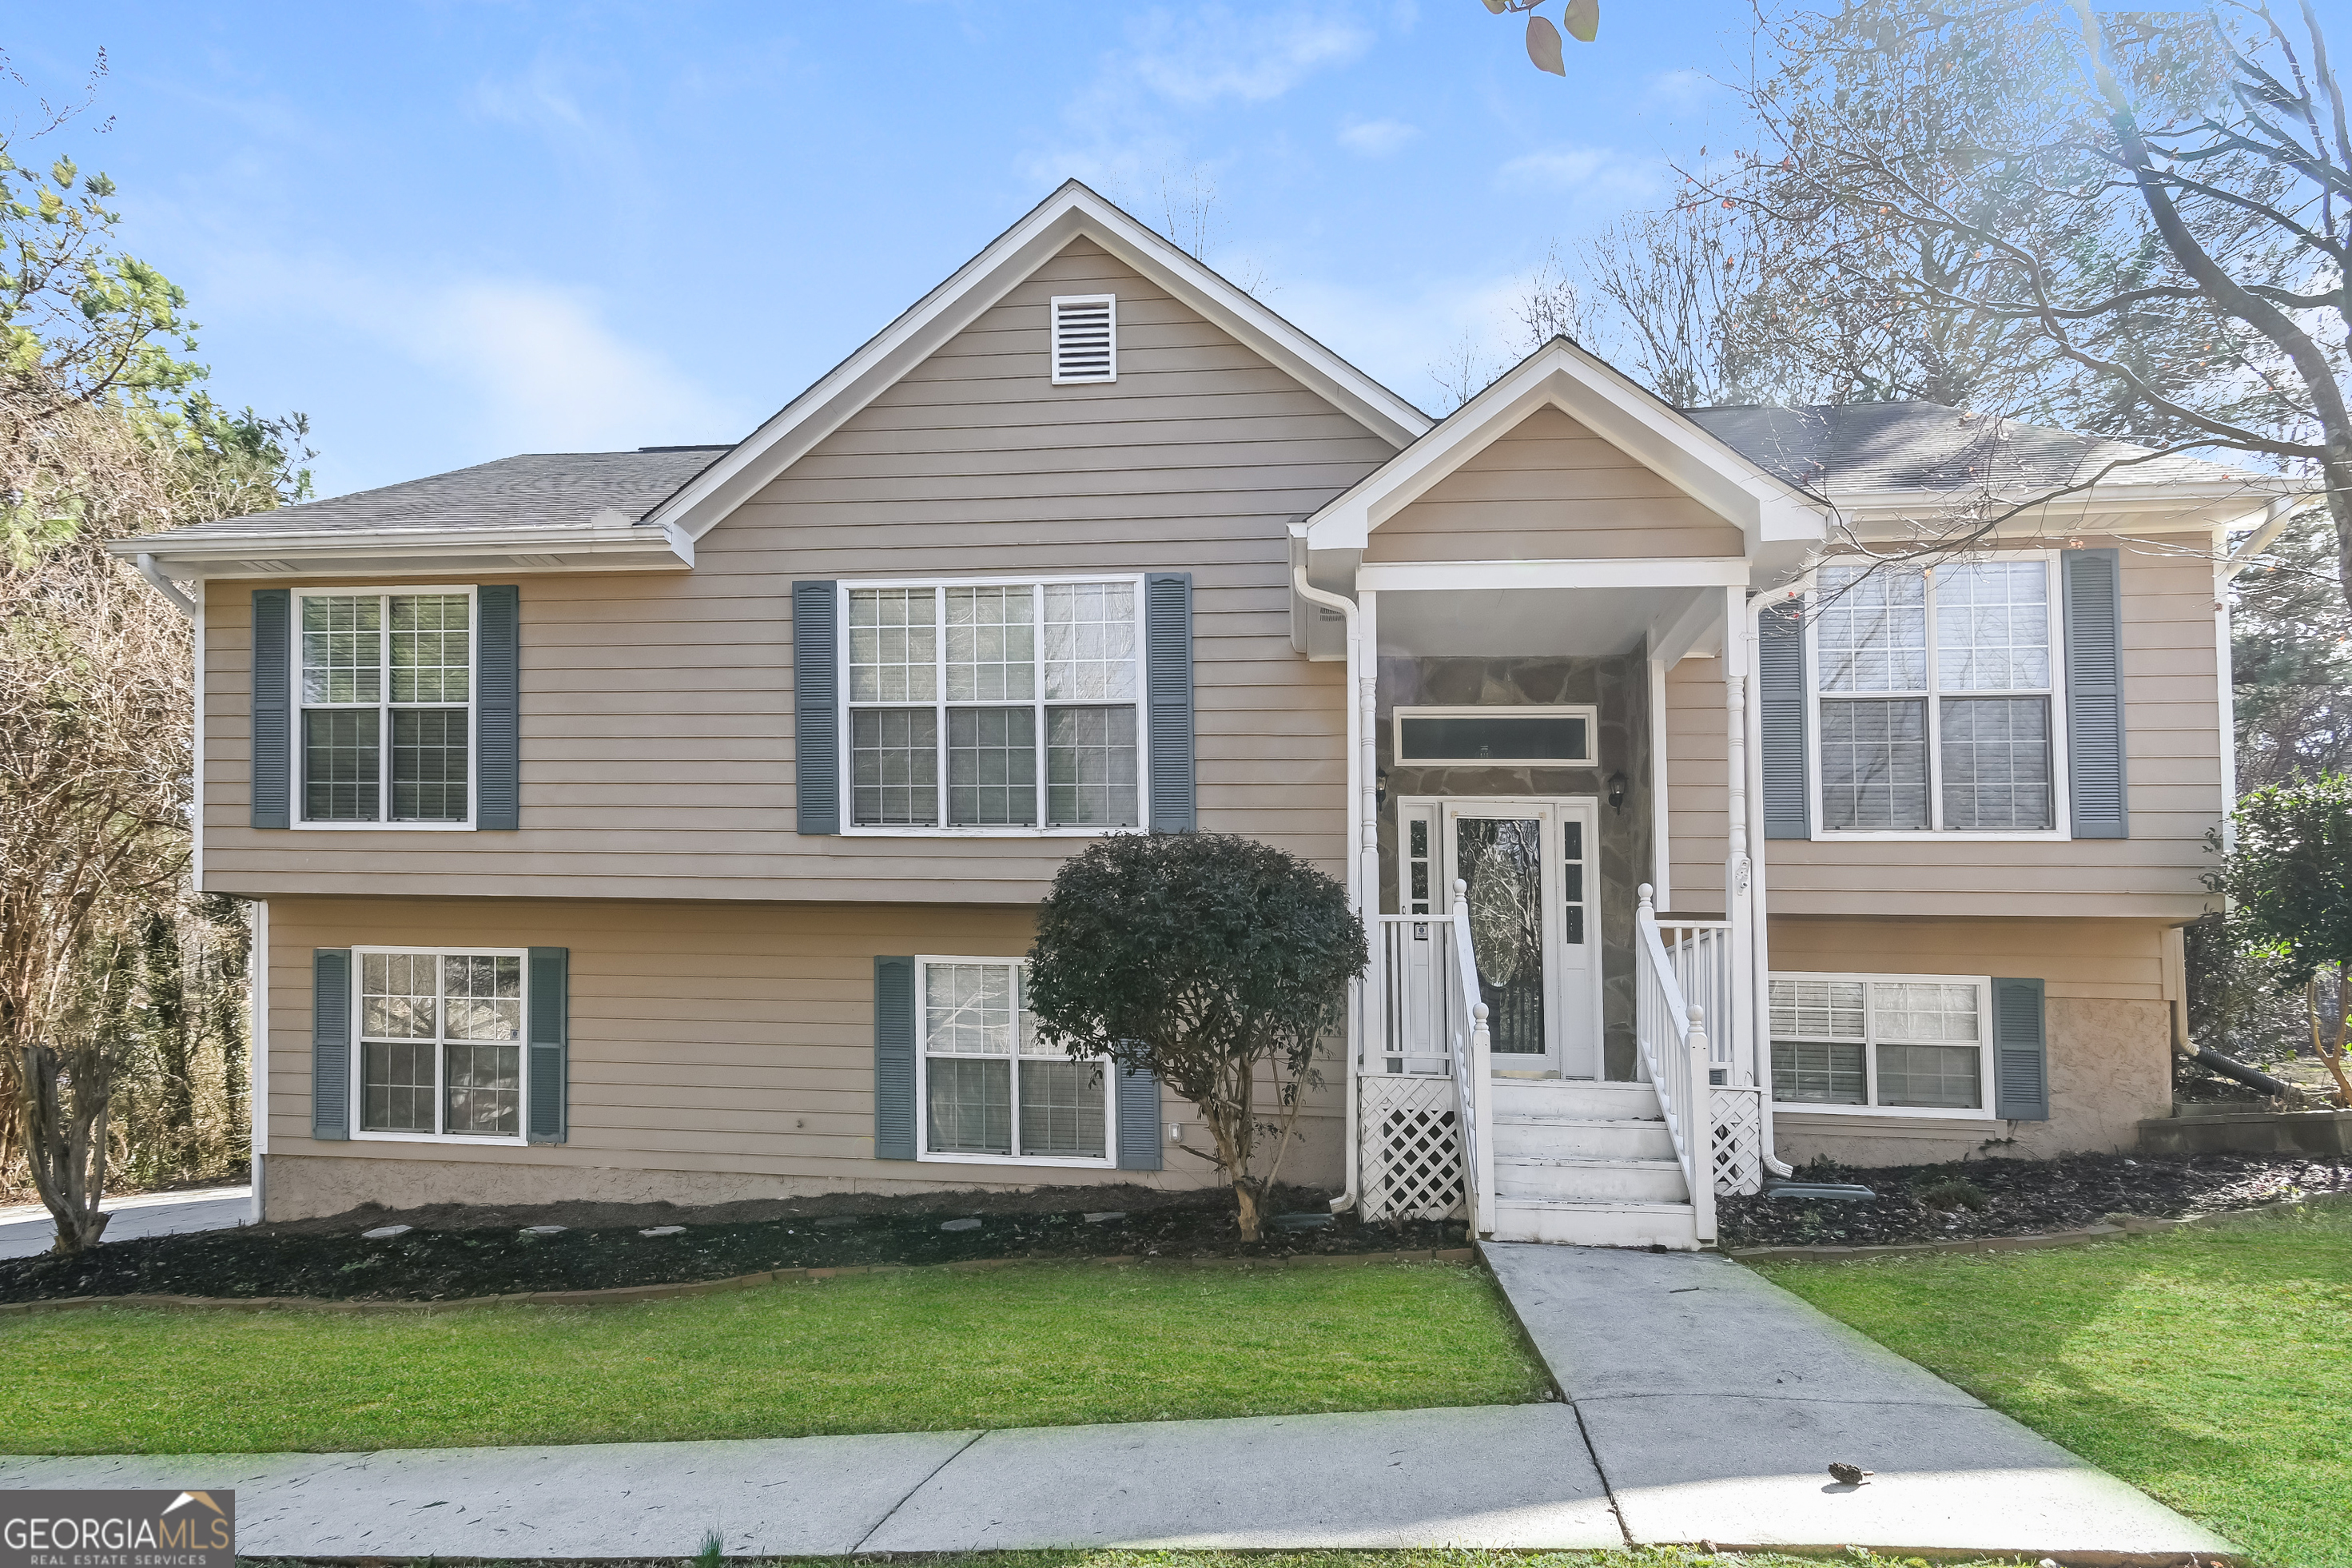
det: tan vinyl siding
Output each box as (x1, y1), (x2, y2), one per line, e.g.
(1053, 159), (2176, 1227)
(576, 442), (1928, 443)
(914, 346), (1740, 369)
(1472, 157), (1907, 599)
(260, 895), (1336, 1218)
(1769, 914), (2168, 1001)
(201, 238), (1390, 904)
(1363, 406), (1745, 563)
(1664, 656), (1729, 909)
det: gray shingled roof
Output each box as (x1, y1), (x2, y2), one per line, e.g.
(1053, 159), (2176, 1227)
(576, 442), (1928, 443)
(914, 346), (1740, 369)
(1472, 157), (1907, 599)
(1685, 400), (2263, 495)
(147, 447), (730, 539)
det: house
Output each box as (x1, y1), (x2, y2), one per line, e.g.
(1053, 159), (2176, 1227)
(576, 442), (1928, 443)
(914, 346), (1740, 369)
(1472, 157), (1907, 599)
(116, 182), (2298, 1248)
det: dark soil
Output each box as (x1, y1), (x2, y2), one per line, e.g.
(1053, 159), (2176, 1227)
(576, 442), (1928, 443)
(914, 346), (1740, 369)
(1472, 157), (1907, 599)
(0, 1184), (1467, 1306)
(1718, 1150), (2352, 1248)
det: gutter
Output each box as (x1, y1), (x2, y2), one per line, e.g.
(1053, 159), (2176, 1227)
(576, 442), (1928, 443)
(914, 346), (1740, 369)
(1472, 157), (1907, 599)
(105, 517), (697, 575)
(134, 553), (198, 619)
(1293, 562), (1367, 1216)
(2219, 493), (2302, 582)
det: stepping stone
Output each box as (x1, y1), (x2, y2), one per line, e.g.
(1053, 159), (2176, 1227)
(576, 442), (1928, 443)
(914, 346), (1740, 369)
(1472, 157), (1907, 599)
(940, 1218), (982, 1232)
(360, 1224), (411, 1240)
(639, 1225), (685, 1236)
(521, 1224), (567, 1236)
(1082, 1211), (1127, 1224)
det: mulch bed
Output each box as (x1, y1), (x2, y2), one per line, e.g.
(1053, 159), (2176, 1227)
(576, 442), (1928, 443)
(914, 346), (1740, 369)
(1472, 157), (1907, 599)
(1717, 1150), (2352, 1249)
(0, 1184), (1467, 1306)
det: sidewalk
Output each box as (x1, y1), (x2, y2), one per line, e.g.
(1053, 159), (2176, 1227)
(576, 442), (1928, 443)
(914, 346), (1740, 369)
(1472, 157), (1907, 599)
(0, 1184), (252, 1261)
(0, 1243), (2234, 1561)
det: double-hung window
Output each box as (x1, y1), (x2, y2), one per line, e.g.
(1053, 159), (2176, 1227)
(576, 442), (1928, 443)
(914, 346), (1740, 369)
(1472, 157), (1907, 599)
(1809, 559), (2060, 834)
(843, 578), (1144, 832)
(297, 589), (475, 825)
(356, 947), (526, 1140)
(1769, 972), (1993, 1116)
(916, 956), (1111, 1164)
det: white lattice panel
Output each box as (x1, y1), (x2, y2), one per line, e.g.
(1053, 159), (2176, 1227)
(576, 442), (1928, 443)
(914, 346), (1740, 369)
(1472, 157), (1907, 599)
(1709, 1086), (1765, 1196)
(1359, 1074), (1466, 1222)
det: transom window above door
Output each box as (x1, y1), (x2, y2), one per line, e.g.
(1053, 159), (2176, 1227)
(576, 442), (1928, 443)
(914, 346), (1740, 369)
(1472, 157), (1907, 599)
(1809, 559), (2060, 834)
(296, 590), (475, 826)
(842, 578), (1144, 833)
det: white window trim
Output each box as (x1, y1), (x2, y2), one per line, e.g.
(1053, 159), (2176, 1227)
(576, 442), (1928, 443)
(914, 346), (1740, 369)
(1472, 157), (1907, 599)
(1804, 551), (2071, 841)
(1049, 293), (1117, 385)
(912, 954), (1116, 1168)
(836, 573), (1152, 838)
(290, 584), (479, 832)
(1768, 969), (1998, 1120)
(1392, 704), (1598, 767)
(348, 944), (530, 1144)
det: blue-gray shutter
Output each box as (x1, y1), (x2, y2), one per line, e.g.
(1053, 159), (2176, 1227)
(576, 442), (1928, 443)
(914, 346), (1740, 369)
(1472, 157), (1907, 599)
(2063, 548), (2127, 838)
(874, 957), (917, 1159)
(794, 581), (841, 834)
(1991, 976), (2049, 1120)
(312, 948), (350, 1140)
(1757, 599), (1809, 839)
(476, 584), (520, 830)
(1145, 571), (1195, 832)
(1115, 1061), (1162, 1170)
(253, 589), (292, 830)
(527, 946), (569, 1144)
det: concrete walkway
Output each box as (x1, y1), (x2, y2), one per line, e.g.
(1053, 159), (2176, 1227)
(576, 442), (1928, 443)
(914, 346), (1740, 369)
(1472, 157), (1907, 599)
(1484, 1242), (2232, 1561)
(0, 1184), (251, 1261)
(0, 1243), (2234, 1561)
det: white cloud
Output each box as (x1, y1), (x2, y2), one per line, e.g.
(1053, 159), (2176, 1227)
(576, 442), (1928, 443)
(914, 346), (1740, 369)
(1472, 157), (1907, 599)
(1129, 5), (1375, 105)
(1644, 69), (1717, 113)
(1338, 117), (1419, 157)
(1494, 144), (1663, 206)
(404, 280), (740, 454)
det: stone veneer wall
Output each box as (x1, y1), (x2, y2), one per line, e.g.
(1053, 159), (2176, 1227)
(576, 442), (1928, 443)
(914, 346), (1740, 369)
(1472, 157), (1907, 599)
(1375, 655), (1652, 1079)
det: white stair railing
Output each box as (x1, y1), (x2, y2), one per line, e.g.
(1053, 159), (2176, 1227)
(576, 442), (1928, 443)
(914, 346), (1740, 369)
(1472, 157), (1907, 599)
(1634, 883), (1717, 1244)
(1444, 881), (1495, 1238)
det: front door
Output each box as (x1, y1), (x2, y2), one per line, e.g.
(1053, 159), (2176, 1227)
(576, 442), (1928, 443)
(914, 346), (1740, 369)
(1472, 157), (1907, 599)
(1399, 797), (1601, 1079)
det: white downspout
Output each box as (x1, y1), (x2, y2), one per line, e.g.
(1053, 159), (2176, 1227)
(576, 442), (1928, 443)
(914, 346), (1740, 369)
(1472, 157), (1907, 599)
(136, 553), (198, 619)
(1745, 583), (1805, 1180)
(1295, 563), (1371, 1215)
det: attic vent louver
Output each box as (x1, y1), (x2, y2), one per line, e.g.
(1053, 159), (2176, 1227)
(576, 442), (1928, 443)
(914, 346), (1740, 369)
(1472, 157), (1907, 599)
(1050, 294), (1116, 384)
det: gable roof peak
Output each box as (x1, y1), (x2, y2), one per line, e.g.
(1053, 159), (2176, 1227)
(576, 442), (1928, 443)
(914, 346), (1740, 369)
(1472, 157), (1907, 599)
(647, 181), (1433, 540)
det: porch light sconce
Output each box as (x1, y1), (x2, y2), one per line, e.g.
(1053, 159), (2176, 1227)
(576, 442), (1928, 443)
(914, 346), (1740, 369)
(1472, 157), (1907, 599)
(1376, 770), (1389, 806)
(1606, 771), (1627, 813)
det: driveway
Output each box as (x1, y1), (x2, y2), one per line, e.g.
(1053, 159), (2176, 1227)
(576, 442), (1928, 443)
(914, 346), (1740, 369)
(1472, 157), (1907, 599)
(0, 1184), (252, 1261)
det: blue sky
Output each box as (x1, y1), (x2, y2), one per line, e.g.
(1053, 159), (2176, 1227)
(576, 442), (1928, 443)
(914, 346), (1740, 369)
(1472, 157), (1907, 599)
(14, 2), (2327, 500)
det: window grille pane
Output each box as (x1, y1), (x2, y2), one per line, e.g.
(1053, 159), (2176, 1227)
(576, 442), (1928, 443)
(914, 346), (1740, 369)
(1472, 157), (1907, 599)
(1815, 567), (1926, 692)
(1872, 982), (1981, 1043)
(390, 594), (472, 702)
(392, 709), (470, 821)
(1771, 1039), (1867, 1104)
(1047, 705), (1139, 826)
(848, 587), (937, 702)
(948, 706), (1038, 826)
(1940, 696), (2053, 830)
(945, 586), (1036, 702)
(304, 708), (380, 821)
(361, 952), (438, 1039)
(1820, 698), (1928, 829)
(301, 595), (382, 704)
(926, 1057), (1011, 1153)
(1769, 977), (1867, 1039)
(1397, 713), (1588, 762)
(851, 707), (939, 826)
(925, 962), (1018, 1054)
(1043, 583), (1137, 700)
(1876, 1043), (1982, 1108)
(362, 1038), (436, 1132)
(1935, 562), (2049, 692)
(445, 1040), (522, 1134)
(1018, 1059), (1106, 1157)
(443, 955), (523, 1041)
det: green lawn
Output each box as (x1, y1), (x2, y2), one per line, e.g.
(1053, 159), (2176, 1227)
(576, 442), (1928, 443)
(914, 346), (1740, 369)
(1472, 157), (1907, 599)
(1757, 1204), (2352, 1568)
(1, 1260), (1549, 1456)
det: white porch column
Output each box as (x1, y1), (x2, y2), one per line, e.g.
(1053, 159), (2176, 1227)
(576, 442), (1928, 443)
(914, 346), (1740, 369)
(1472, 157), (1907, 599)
(1721, 586), (1755, 1082)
